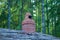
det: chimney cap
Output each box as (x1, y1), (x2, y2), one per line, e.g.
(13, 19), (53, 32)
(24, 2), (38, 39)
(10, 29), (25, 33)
(22, 12), (35, 25)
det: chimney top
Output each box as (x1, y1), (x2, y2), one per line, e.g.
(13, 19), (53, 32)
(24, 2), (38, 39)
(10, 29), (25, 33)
(22, 12), (35, 25)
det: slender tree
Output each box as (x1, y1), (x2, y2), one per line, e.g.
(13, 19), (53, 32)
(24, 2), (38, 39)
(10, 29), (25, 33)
(7, 0), (11, 29)
(41, 0), (46, 33)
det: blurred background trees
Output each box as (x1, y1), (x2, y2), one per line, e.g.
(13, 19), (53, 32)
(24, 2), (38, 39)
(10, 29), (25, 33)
(0, 0), (60, 37)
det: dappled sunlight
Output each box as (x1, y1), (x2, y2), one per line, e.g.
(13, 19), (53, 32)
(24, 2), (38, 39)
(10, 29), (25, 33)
(0, 0), (60, 38)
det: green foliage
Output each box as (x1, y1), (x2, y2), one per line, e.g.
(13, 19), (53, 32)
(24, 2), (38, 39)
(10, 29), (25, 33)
(0, 0), (60, 37)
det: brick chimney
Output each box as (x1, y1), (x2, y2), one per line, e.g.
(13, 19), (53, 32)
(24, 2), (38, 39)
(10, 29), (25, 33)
(22, 12), (35, 33)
